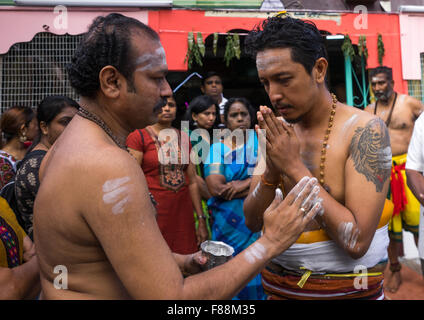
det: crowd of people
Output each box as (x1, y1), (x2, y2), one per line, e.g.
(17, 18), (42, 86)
(0, 12), (423, 300)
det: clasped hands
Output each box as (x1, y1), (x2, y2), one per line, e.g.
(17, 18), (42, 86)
(255, 105), (302, 178)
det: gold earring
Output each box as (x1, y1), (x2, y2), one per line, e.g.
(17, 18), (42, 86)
(19, 133), (27, 143)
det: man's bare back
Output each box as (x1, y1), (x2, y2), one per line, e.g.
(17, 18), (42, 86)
(35, 117), (135, 299)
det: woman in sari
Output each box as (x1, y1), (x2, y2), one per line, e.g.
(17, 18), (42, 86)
(204, 97), (265, 300)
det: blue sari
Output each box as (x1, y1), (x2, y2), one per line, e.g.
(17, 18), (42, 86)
(204, 130), (265, 300)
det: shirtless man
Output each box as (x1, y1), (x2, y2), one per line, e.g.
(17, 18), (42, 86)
(365, 66), (424, 293)
(33, 13), (321, 299)
(243, 16), (391, 300)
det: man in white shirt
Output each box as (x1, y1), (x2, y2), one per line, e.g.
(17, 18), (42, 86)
(405, 112), (424, 277)
(201, 71), (227, 123)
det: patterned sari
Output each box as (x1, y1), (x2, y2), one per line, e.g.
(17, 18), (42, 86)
(204, 130), (265, 300)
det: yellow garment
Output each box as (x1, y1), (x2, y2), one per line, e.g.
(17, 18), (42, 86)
(0, 197), (26, 268)
(295, 198), (393, 244)
(388, 153), (421, 241)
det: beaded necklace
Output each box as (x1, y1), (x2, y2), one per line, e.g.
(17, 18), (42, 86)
(319, 93), (338, 191)
(77, 107), (126, 150)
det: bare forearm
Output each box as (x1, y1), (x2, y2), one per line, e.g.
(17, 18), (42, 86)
(244, 177), (277, 232)
(180, 237), (274, 299)
(406, 169), (424, 206)
(189, 182), (204, 217)
(1, 257), (40, 299)
(196, 175), (212, 200)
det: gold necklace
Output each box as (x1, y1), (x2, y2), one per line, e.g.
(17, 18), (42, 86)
(319, 93), (338, 191)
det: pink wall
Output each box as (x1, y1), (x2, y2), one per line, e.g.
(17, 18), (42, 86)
(0, 6), (148, 54)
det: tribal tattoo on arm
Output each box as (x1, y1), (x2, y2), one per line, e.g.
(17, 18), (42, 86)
(349, 118), (392, 192)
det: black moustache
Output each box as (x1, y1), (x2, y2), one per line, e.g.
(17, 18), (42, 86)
(153, 98), (168, 114)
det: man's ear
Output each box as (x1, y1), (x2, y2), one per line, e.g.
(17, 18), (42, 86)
(200, 85), (205, 94)
(99, 65), (123, 99)
(313, 57), (328, 85)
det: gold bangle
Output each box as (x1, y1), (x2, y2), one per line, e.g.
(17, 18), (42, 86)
(261, 174), (279, 188)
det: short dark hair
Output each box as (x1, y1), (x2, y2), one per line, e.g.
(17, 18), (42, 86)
(223, 97), (257, 129)
(244, 16), (327, 75)
(185, 95), (221, 132)
(66, 13), (159, 98)
(370, 66), (393, 81)
(201, 71), (222, 86)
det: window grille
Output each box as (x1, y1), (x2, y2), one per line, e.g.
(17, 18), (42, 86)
(0, 32), (84, 113)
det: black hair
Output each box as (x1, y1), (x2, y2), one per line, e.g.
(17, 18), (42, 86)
(26, 95), (80, 152)
(185, 95), (221, 133)
(37, 95), (80, 126)
(370, 66), (393, 82)
(201, 71), (222, 86)
(244, 16), (328, 75)
(66, 13), (159, 98)
(223, 97), (257, 129)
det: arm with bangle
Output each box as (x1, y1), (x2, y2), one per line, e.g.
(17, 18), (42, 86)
(244, 167), (282, 233)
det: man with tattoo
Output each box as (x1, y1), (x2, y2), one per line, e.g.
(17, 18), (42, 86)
(33, 13), (322, 299)
(243, 16), (392, 299)
(365, 66), (424, 293)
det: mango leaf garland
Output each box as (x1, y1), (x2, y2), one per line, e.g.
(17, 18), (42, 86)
(213, 32), (218, 56)
(197, 32), (205, 58)
(224, 34), (234, 67)
(341, 34), (355, 62)
(358, 35), (368, 60)
(377, 34), (385, 66)
(233, 34), (241, 60)
(184, 31), (204, 68)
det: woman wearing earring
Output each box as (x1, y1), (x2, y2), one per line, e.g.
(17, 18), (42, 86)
(14, 96), (79, 239)
(184, 95), (221, 237)
(0, 106), (38, 189)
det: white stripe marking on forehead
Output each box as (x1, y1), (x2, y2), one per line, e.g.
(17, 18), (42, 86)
(135, 47), (167, 72)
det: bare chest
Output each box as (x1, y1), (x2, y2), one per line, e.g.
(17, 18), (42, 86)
(375, 101), (414, 131)
(295, 130), (348, 202)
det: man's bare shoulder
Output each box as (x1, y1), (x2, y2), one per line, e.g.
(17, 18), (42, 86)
(339, 103), (381, 131)
(403, 94), (424, 115)
(364, 102), (376, 114)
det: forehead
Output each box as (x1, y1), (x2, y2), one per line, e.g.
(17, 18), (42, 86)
(229, 102), (248, 112)
(200, 105), (216, 113)
(256, 47), (300, 76)
(132, 37), (167, 71)
(204, 75), (222, 83)
(371, 73), (389, 83)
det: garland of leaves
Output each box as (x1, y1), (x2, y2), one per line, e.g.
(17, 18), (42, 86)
(184, 31), (205, 69)
(224, 33), (241, 67)
(377, 34), (385, 66)
(358, 35), (368, 61)
(185, 31), (241, 68)
(341, 34), (355, 61)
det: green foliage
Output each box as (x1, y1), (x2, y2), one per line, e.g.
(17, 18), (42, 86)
(377, 34), (385, 66)
(184, 31), (205, 69)
(341, 34), (355, 62)
(358, 35), (368, 60)
(213, 32), (218, 56)
(224, 33), (241, 67)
